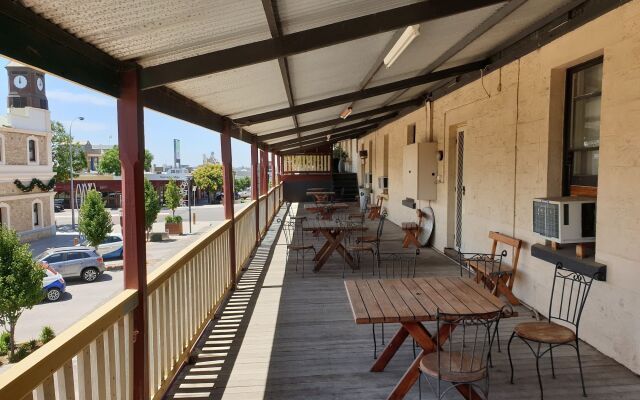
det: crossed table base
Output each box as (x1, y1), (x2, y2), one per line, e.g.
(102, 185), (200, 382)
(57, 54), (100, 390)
(306, 227), (360, 272)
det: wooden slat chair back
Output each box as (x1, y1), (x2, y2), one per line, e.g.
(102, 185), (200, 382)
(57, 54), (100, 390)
(367, 195), (384, 220)
(462, 231), (522, 305)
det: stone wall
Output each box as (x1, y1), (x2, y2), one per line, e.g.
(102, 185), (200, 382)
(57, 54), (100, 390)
(0, 192), (54, 241)
(358, 1), (640, 373)
(2, 129), (48, 166)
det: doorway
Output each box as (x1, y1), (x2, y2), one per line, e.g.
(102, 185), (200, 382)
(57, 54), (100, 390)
(454, 129), (465, 250)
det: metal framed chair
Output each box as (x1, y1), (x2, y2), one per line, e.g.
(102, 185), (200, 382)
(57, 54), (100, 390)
(359, 211), (387, 264)
(507, 262), (595, 399)
(339, 219), (376, 279)
(370, 249), (420, 359)
(278, 217), (315, 278)
(420, 309), (504, 400)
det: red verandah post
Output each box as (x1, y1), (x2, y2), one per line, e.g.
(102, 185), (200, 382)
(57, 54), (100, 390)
(251, 142), (259, 243)
(260, 149), (268, 230)
(221, 120), (237, 287)
(118, 68), (148, 399)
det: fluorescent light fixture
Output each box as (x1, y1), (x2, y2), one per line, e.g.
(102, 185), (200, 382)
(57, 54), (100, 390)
(339, 106), (353, 119)
(384, 25), (420, 68)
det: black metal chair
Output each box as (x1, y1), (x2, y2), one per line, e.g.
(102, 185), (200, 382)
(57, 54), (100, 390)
(278, 217), (315, 278)
(359, 211), (387, 265)
(370, 250), (420, 359)
(458, 250), (507, 353)
(420, 309), (504, 400)
(339, 219), (376, 279)
(507, 262), (595, 399)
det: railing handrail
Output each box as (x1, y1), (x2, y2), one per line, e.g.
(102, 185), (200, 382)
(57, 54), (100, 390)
(147, 219), (232, 292)
(0, 289), (138, 398)
(259, 194), (267, 200)
(233, 200), (256, 220)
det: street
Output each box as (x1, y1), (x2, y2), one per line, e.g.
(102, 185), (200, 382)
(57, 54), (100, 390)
(15, 202), (249, 343)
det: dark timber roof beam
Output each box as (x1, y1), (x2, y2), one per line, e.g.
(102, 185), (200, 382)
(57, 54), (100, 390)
(237, 61), (487, 125)
(140, 1), (506, 89)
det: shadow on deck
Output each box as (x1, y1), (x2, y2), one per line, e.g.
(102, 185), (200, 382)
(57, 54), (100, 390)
(166, 203), (640, 400)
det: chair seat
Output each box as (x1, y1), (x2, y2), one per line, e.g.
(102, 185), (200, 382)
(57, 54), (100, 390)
(369, 205), (381, 210)
(288, 244), (314, 251)
(468, 260), (513, 277)
(346, 243), (375, 252)
(360, 235), (378, 242)
(419, 351), (487, 383)
(514, 321), (576, 344)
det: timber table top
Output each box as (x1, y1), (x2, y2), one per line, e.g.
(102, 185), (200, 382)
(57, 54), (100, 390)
(303, 202), (350, 210)
(344, 277), (507, 324)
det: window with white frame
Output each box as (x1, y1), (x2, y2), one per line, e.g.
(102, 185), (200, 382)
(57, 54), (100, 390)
(0, 203), (9, 227)
(27, 136), (38, 164)
(32, 200), (42, 228)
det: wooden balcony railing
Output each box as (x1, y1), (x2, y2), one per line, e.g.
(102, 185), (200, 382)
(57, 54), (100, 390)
(0, 184), (283, 400)
(283, 154), (331, 174)
(259, 194), (267, 235)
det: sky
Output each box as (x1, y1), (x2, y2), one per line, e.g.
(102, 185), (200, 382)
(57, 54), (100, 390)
(0, 56), (252, 167)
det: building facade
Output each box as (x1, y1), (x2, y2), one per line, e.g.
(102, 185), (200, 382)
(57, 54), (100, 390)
(350, 0), (640, 375)
(0, 62), (55, 241)
(77, 140), (114, 172)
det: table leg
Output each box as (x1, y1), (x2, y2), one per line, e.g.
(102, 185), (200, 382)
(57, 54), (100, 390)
(371, 326), (410, 372)
(313, 231), (342, 271)
(334, 242), (357, 269)
(313, 237), (332, 261)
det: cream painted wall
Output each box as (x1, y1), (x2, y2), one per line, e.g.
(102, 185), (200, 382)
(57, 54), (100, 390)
(357, 1), (640, 373)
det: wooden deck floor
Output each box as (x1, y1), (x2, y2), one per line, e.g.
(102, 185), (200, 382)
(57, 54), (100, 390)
(166, 203), (640, 400)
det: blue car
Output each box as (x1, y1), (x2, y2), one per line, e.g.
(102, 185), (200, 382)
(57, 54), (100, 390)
(42, 266), (66, 302)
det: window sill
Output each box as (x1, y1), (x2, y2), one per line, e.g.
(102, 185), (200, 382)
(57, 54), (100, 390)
(531, 243), (606, 281)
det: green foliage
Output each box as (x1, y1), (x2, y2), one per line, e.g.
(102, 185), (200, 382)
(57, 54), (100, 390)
(39, 326), (55, 344)
(192, 163), (223, 193)
(0, 226), (45, 359)
(234, 176), (251, 192)
(164, 180), (182, 216)
(51, 121), (88, 182)
(14, 178), (56, 192)
(332, 145), (347, 160)
(165, 215), (183, 224)
(149, 232), (164, 242)
(8, 343), (30, 363)
(0, 331), (9, 356)
(98, 146), (154, 175)
(79, 190), (113, 247)
(144, 178), (161, 237)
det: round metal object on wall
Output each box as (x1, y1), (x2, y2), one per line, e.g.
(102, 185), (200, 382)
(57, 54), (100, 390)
(418, 207), (435, 246)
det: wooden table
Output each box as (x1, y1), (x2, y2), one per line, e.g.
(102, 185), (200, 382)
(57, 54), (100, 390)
(306, 190), (335, 202)
(345, 277), (510, 400)
(303, 202), (350, 220)
(303, 222), (368, 271)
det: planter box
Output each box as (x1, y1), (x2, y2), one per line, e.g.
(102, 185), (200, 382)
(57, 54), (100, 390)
(165, 222), (183, 235)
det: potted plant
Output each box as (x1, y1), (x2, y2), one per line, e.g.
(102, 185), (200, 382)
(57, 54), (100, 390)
(333, 146), (348, 173)
(164, 179), (183, 235)
(164, 215), (183, 235)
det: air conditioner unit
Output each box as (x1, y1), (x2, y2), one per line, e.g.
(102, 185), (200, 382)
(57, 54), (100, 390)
(533, 197), (596, 244)
(378, 176), (388, 189)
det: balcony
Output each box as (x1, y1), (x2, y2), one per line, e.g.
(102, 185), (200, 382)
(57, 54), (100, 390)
(2, 1), (640, 399)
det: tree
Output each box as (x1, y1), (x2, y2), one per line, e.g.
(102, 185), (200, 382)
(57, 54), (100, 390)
(164, 179), (182, 217)
(144, 178), (161, 239)
(0, 226), (45, 359)
(192, 164), (223, 203)
(98, 146), (154, 175)
(51, 121), (88, 182)
(234, 176), (251, 192)
(78, 190), (112, 247)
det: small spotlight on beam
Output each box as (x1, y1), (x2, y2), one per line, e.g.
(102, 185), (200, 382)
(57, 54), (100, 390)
(339, 107), (353, 119)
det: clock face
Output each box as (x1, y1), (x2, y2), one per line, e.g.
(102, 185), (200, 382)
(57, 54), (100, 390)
(13, 75), (27, 89)
(37, 77), (44, 91)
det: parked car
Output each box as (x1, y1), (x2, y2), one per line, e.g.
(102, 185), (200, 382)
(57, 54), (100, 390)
(35, 247), (105, 282)
(79, 235), (123, 260)
(54, 199), (65, 212)
(42, 265), (66, 302)
(214, 191), (240, 203)
(238, 189), (251, 198)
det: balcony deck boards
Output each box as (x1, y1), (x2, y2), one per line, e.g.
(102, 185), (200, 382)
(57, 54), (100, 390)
(166, 203), (640, 399)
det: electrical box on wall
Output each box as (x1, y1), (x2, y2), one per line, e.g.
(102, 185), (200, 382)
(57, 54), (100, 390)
(403, 142), (438, 201)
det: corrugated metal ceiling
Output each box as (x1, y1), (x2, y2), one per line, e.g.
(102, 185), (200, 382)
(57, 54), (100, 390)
(18, 0), (578, 143)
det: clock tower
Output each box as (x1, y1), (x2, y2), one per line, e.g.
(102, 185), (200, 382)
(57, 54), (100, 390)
(6, 61), (48, 110)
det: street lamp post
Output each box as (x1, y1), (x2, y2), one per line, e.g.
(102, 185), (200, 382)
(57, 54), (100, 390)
(69, 117), (84, 230)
